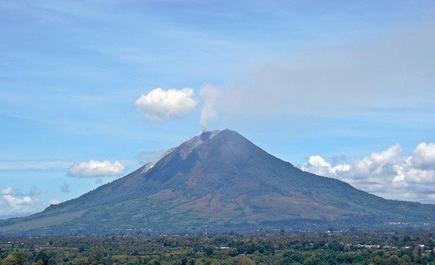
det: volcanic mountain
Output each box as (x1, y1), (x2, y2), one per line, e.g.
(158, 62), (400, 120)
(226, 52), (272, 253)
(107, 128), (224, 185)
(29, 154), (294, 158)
(1, 129), (434, 234)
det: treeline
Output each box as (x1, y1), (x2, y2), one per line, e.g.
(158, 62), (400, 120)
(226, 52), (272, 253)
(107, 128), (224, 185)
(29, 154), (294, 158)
(0, 231), (433, 264)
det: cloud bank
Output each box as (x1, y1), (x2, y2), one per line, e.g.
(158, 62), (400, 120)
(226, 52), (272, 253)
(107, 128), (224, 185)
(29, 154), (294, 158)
(302, 142), (435, 203)
(0, 186), (62, 217)
(1, 187), (34, 209)
(68, 160), (125, 178)
(135, 88), (197, 121)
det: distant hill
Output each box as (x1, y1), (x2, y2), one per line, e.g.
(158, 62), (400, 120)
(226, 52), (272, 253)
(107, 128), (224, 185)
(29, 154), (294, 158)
(1, 129), (434, 235)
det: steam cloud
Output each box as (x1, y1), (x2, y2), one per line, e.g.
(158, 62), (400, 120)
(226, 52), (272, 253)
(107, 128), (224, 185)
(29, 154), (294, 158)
(197, 23), (435, 128)
(199, 85), (221, 130)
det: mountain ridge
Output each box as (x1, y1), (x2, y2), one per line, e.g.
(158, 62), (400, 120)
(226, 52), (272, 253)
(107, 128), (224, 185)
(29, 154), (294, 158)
(1, 129), (434, 235)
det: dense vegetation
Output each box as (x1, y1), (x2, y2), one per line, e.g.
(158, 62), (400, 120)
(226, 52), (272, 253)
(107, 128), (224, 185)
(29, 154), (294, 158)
(0, 231), (434, 264)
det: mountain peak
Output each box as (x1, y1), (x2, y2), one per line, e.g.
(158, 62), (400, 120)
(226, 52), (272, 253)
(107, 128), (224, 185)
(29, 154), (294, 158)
(199, 129), (223, 140)
(198, 128), (240, 141)
(175, 129), (246, 158)
(2, 129), (435, 235)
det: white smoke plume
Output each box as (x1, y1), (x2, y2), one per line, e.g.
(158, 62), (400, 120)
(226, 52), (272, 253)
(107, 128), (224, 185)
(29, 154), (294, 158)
(199, 84), (223, 131)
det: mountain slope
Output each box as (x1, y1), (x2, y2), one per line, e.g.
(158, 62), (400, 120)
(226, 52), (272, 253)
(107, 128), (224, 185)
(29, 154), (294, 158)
(1, 129), (434, 234)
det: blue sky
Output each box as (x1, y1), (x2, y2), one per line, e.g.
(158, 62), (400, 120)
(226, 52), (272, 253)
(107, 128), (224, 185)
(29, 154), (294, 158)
(1, 0), (435, 217)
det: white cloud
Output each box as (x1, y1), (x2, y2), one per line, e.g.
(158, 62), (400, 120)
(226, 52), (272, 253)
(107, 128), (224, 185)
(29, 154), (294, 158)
(393, 143), (435, 185)
(410, 142), (435, 170)
(351, 145), (402, 179)
(302, 155), (350, 177)
(0, 187), (64, 218)
(1, 187), (34, 209)
(394, 164), (435, 185)
(135, 88), (197, 121)
(68, 160), (125, 178)
(302, 142), (435, 203)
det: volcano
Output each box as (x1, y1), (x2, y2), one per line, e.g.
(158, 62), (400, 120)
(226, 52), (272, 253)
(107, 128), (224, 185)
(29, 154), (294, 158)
(1, 129), (434, 234)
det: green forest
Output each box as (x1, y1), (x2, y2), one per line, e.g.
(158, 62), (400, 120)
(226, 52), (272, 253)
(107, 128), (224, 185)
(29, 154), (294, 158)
(0, 231), (434, 265)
